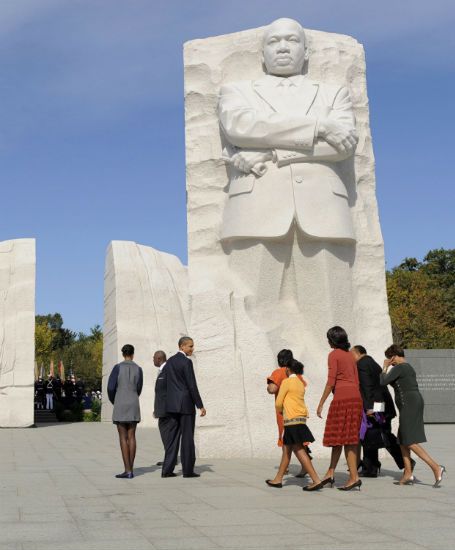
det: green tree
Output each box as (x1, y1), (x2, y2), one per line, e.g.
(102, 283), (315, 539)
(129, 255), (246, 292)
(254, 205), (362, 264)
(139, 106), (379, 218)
(58, 325), (103, 389)
(35, 321), (54, 368)
(421, 248), (455, 327)
(387, 248), (455, 348)
(35, 315), (103, 389)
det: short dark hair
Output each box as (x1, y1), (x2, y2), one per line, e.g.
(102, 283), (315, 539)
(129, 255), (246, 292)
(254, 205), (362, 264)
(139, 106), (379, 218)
(277, 349), (294, 367)
(178, 336), (193, 348)
(289, 359), (304, 375)
(327, 326), (350, 352)
(385, 344), (405, 359)
(121, 344), (135, 357)
(352, 345), (367, 355)
(154, 350), (166, 361)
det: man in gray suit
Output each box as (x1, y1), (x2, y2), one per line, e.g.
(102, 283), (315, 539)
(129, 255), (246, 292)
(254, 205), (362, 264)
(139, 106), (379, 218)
(218, 18), (358, 323)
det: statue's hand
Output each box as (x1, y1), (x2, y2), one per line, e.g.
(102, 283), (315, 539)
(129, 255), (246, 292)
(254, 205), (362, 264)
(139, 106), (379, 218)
(318, 119), (358, 155)
(230, 151), (273, 174)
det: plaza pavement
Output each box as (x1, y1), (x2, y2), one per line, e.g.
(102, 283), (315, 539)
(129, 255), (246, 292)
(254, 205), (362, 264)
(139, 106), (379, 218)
(0, 422), (453, 550)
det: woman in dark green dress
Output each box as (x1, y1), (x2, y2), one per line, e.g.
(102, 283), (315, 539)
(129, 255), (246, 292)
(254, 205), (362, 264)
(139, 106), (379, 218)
(381, 345), (445, 487)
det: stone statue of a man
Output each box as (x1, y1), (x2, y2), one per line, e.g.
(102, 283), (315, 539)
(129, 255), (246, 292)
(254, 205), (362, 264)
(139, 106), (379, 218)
(218, 18), (359, 332)
(219, 17), (358, 242)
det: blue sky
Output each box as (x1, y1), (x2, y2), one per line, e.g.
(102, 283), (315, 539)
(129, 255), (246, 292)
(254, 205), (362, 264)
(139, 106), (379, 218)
(1, 0), (454, 333)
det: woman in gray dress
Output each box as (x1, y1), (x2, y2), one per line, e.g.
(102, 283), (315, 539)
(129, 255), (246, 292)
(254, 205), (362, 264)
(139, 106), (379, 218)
(381, 345), (445, 487)
(107, 344), (143, 479)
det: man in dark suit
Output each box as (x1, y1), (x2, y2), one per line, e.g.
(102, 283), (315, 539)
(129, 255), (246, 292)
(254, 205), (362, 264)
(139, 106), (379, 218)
(161, 336), (206, 478)
(351, 345), (407, 477)
(153, 350), (168, 466)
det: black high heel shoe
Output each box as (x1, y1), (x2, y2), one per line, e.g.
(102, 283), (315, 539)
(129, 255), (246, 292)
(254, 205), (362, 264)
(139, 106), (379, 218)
(433, 465), (446, 488)
(302, 480), (324, 492)
(320, 477), (335, 488)
(265, 479), (282, 488)
(338, 479), (362, 491)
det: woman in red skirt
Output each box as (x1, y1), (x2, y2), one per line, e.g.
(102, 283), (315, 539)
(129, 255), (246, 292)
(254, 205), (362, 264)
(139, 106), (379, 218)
(317, 326), (363, 491)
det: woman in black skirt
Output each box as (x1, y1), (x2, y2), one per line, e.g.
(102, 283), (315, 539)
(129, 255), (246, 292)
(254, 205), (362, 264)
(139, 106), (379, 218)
(266, 360), (324, 491)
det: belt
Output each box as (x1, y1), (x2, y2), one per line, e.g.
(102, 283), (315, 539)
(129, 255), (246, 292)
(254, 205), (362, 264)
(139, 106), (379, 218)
(284, 416), (308, 426)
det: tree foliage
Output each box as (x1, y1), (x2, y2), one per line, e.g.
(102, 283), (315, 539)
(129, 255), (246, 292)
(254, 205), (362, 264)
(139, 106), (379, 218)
(387, 248), (455, 348)
(35, 315), (103, 389)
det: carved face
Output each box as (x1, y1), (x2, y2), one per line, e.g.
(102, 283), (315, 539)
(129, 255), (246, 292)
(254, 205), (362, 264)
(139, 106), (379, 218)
(262, 19), (307, 76)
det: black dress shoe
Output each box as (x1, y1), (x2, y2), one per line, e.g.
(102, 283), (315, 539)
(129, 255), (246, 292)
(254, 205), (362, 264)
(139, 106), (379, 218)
(162, 472), (177, 478)
(183, 473), (200, 478)
(156, 461), (164, 466)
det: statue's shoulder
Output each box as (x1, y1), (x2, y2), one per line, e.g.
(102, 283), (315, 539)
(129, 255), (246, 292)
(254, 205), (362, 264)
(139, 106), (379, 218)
(219, 78), (259, 94)
(316, 80), (347, 94)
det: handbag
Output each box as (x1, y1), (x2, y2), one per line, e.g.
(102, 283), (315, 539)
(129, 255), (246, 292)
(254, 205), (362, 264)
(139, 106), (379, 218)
(362, 413), (387, 450)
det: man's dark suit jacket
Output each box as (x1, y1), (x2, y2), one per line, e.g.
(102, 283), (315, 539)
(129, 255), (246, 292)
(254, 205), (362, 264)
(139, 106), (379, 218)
(154, 368), (167, 418)
(164, 352), (203, 414)
(357, 355), (396, 418)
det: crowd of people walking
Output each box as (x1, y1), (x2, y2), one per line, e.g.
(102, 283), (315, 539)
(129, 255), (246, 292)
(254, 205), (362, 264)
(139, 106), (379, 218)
(266, 327), (445, 490)
(106, 327), (445, 490)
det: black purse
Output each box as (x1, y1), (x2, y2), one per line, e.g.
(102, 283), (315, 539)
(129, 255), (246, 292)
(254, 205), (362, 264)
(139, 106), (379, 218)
(363, 416), (387, 449)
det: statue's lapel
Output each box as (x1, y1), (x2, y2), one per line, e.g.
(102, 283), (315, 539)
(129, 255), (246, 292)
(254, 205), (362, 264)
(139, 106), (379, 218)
(293, 79), (319, 115)
(253, 76), (319, 114)
(252, 79), (282, 112)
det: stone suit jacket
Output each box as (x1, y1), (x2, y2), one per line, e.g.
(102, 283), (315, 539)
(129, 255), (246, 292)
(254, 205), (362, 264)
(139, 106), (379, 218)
(218, 74), (356, 241)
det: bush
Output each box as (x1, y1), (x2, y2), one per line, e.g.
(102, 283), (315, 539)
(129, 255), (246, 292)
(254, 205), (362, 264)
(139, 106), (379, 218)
(83, 399), (101, 422)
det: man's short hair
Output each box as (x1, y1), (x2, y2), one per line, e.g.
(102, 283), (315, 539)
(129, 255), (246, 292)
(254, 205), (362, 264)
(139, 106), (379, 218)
(154, 350), (166, 361)
(121, 344), (135, 357)
(385, 344), (405, 359)
(178, 336), (193, 348)
(352, 345), (367, 355)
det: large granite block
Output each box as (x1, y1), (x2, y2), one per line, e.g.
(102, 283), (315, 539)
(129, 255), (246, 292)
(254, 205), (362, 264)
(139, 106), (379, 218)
(102, 241), (188, 425)
(104, 20), (392, 458)
(184, 23), (392, 457)
(0, 239), (35, 428)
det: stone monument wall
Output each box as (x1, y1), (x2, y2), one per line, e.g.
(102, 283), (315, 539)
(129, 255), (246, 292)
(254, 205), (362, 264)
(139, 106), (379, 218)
(103, 23), (392, 458)
(405, 349), (455, 423)
(0, 239), (36, 428)
(184, 26), (392, 457)
(102, 241), (189, 425)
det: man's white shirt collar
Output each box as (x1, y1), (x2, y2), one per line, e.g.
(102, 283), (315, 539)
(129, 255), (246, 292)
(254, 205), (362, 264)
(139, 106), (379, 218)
(263, 74), (304, 87)
(159, 361), (166, 372)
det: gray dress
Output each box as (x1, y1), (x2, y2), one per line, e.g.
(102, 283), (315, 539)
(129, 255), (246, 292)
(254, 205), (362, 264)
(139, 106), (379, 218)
(380, 362), (426, 446)
(107, 361), (143, 423)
